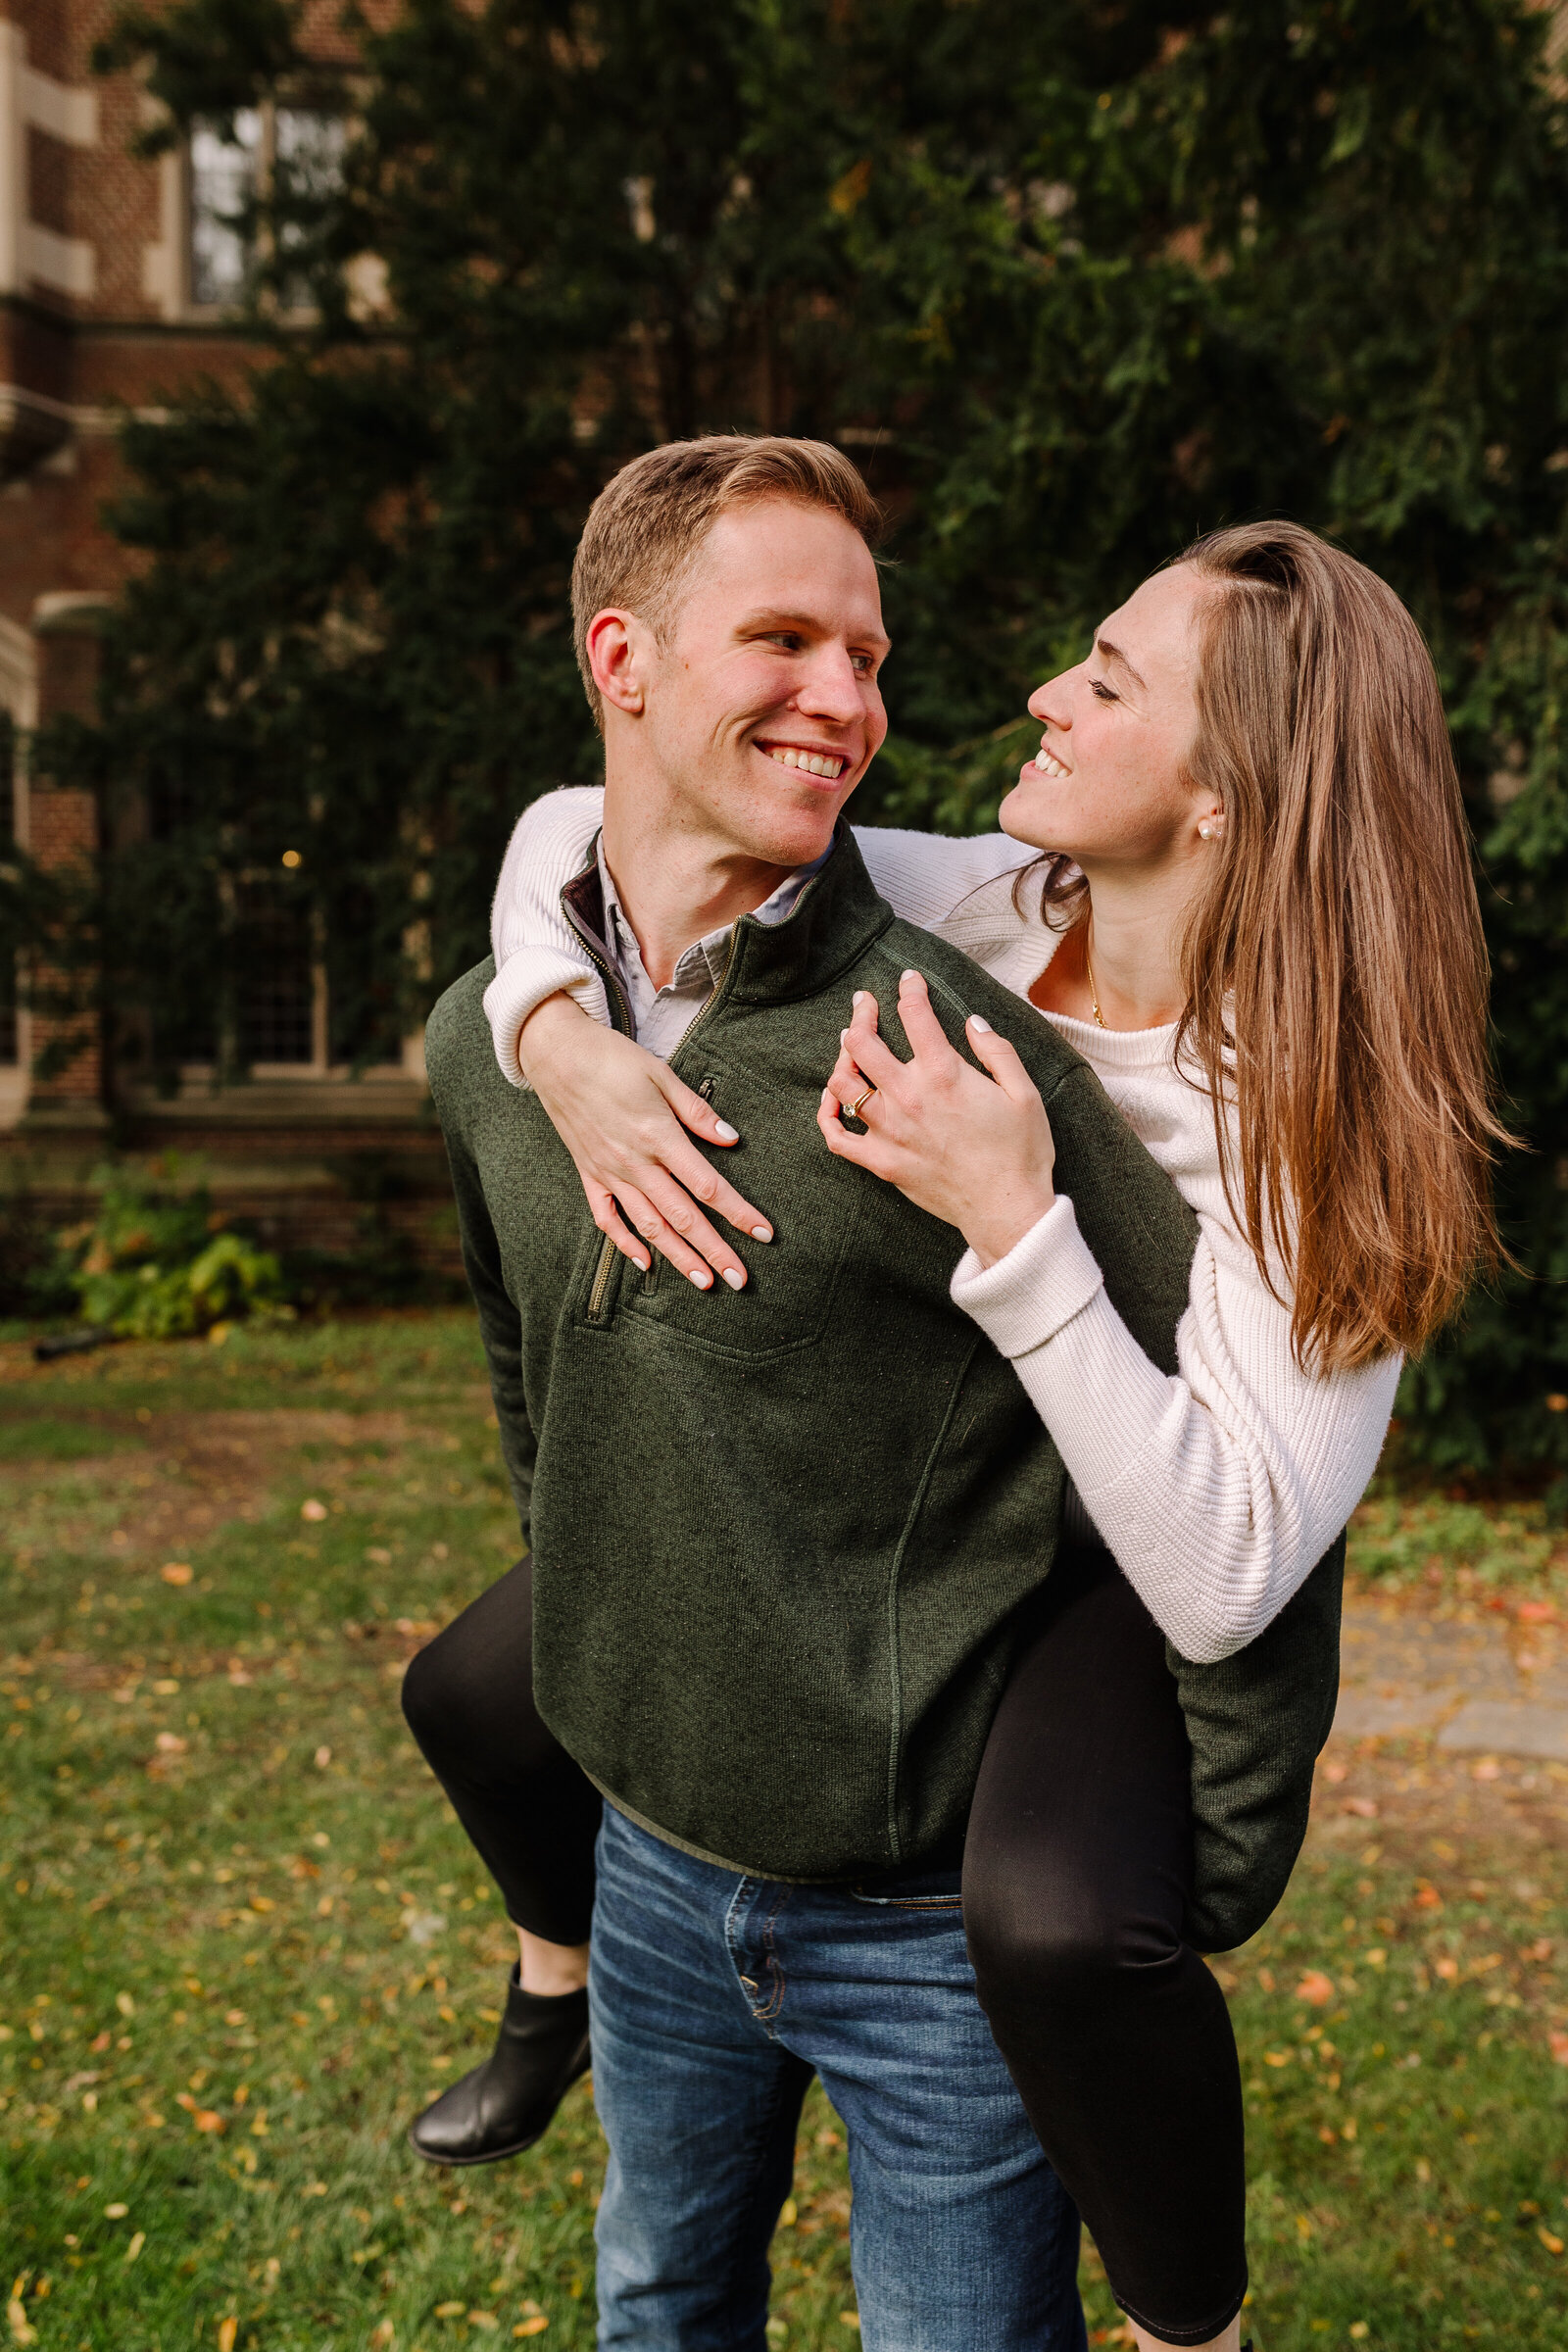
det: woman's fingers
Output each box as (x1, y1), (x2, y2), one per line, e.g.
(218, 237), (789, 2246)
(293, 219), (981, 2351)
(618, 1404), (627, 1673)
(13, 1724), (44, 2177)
(655, 1065), (745, 1153)
(584, 1182), (651, 1272)
(817, 1086), (895, 1169)
(847, 988), (882, 1047)
(824, 1039), (900, 1124)
(895, 969), (960, 1065)
(836, 1013), (906, 1095)
(635, 1162), (762, 1290)
(647, 1069), (773, 1247)
(965, 1014), (1042, 1103)
(596, 1178), (737, 1293)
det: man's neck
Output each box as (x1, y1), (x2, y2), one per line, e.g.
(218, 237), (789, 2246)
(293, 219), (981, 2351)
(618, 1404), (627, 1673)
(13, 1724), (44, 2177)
(600, 791), (799, 993)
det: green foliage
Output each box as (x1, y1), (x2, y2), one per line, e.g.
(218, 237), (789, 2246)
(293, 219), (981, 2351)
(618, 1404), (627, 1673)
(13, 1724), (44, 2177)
(90, 0), (312, 153)
(58, 1165), (293, 1338)
(14, 0), (1568, 1459)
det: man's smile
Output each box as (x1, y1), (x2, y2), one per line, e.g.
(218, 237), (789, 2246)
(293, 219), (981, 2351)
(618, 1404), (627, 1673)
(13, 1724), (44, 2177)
(755, 738), (851, 782)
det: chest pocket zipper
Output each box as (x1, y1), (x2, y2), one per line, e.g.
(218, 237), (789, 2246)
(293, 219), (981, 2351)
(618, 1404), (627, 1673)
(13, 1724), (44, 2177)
(586, 1233), (618, 1322)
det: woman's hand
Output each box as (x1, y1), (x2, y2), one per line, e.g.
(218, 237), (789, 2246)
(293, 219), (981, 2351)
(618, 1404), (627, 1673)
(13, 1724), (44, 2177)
(816, 971), (1057, 1268)
(519, 996), (772, 1292)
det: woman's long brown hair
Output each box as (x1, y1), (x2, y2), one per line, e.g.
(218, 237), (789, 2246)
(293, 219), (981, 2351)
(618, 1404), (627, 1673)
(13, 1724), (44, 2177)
(1164, 520), (1507, 1371)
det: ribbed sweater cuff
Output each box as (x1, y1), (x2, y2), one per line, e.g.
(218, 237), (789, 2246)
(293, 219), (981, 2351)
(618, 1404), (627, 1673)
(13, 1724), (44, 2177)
(481, 954), (609, 1089)
(950, 1195), (1104, 1357)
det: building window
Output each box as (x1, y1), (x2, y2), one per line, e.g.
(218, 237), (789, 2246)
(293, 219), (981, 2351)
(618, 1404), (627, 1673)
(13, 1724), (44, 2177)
(187, 103), (346, 315)
(236, 890), (318, 1067)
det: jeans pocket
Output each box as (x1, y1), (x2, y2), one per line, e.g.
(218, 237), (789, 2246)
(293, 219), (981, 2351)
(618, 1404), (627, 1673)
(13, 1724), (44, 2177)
(849, 1871), (964, 1911)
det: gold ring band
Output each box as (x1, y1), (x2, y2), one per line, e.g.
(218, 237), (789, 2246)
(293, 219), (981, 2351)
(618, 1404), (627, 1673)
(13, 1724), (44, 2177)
(848, 1085), (876, 1119)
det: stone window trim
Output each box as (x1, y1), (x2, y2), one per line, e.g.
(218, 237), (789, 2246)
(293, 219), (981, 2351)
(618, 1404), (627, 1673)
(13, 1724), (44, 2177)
(0, 23), (100, 305)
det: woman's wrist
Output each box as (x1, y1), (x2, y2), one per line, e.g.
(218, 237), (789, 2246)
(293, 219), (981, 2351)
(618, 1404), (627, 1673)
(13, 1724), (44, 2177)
(962, 1183), (1057, 1272)
(517, 991), (591, 1088)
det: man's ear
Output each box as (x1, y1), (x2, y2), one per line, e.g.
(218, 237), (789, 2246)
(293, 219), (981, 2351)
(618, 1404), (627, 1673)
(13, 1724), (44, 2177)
(587, 608), (652, 716)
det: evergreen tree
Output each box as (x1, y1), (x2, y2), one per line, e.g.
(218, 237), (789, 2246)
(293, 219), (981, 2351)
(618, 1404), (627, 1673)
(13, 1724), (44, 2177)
(17, 0), (1568, 1469)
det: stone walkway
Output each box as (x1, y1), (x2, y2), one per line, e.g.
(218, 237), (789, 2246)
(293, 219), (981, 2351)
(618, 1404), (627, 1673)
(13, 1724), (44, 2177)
(1335, 1592), (1568, 1760)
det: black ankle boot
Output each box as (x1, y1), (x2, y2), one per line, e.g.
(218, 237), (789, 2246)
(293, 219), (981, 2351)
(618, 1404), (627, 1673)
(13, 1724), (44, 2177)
(408, 1969), (590, 2166)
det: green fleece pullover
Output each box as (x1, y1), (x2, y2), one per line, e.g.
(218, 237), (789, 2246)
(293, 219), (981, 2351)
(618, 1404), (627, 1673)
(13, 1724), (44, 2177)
(426, 828), (1342, 1951)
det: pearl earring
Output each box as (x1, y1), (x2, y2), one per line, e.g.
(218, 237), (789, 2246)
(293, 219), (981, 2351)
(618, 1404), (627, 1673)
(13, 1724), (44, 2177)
(1198, 814), (1224, 841)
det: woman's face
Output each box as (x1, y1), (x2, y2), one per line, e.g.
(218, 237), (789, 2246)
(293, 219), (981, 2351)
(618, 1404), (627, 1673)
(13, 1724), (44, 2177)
(1001, 563), (1215, 869)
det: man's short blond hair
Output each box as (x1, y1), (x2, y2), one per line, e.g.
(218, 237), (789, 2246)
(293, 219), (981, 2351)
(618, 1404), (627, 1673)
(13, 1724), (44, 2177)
(571, 435), (884, 726)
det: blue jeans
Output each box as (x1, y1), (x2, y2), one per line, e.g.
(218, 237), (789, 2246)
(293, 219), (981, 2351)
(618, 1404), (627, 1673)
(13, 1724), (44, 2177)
(589, 1805), (1088, 2352)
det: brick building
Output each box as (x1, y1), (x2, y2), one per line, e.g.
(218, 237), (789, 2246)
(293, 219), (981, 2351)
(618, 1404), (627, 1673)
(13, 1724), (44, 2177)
(0, 0), (452, 1267)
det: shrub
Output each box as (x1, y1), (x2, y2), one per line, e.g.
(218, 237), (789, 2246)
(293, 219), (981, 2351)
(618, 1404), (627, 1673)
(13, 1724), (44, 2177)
(58, 1164), (294, 1339)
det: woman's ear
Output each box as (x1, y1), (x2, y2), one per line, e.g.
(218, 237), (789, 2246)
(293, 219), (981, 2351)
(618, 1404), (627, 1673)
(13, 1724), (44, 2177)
(587, 608), (650, 716)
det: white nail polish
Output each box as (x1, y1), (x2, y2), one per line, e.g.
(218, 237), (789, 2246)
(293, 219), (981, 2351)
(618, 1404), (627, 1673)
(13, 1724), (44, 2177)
(713, 1120), (739, 1143)
(969, 1015), (993, 1034)
(752, 1225), (772, 1241)
(689, 1270), (711, 1290)
(853, 990), (870, 1004)
(902, 968), (920, 983)
(633, 1257), (650, 1272)
(722, 1268), (746, 1291)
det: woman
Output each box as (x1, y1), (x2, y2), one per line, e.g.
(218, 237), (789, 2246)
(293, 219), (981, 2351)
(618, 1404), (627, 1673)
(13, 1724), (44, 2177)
(409, 522), (1503, 2352)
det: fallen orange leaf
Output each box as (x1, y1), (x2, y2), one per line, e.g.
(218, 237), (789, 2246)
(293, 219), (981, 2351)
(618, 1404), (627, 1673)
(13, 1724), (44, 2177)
(1296, 1971), (1335, 2007)
(1548, 2029), (1568, 2067)
(1540, 2227), (1565, 2255)
(514, 2326), (549, 2341)
(301, 1499), (328, 1522)
(161, 1563), (193, 1587)
(218, 2320), (238, 2352)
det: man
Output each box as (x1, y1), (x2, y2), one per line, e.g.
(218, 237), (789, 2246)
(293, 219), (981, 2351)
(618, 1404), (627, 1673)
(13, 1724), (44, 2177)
(416, 435), (1203, 2349)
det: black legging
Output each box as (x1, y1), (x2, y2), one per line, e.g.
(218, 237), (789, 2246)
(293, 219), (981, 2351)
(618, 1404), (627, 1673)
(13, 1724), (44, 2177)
(401, 1555), (602, 1947)
(402, 1545), (1246, 2346)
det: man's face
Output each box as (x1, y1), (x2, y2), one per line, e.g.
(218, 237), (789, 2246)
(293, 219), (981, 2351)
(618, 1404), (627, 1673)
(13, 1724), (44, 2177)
(631, 498), (891, 868)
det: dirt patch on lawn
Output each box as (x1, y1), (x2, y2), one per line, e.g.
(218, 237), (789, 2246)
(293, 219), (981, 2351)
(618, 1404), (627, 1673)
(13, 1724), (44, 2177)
(1309, 1737), (1568, 1876)
(2, 1408), (434, 1563)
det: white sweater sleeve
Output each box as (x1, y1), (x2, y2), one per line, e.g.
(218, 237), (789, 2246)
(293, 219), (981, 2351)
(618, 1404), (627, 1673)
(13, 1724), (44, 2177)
(483, 788), (611, 1082)
(851, 825), (1037, 925)
(951, 1197), (1400, 1665)
(481, 790), (1033, 1083)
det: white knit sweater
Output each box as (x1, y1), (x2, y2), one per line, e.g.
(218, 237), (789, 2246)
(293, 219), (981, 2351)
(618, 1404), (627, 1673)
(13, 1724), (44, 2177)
(482, 787), (1399, 1664)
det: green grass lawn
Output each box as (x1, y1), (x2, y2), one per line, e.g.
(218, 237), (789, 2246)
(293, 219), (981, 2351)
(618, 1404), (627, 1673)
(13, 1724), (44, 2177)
(2, 1309), (1566, 2349)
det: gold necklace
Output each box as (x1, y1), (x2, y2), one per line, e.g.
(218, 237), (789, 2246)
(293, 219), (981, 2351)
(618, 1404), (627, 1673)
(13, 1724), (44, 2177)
(1083, 926), (1106, 1029)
